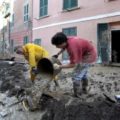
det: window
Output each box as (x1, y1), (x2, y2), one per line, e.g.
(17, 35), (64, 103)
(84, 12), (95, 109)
(34, 39), (41, 45)
(23, 36), (29, 44)
(97, 23), (109, 63)
(63, 27), (77, 36)
(39, 0), (48, 17)
(62, 27), (77, 60)
(24, 4), (29, 22)
(63, 0), (78, 10)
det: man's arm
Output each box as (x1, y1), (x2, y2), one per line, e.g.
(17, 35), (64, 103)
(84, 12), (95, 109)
(60, 63), (75, 69)
(53, 63), (75, 70)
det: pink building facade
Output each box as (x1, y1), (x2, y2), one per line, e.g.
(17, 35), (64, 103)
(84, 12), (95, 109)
(32, 0), (120, 63)
(8, 0), (120, 63)
(10, 0), (33, 46)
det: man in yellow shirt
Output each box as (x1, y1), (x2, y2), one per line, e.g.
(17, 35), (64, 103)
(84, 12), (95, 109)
(14, 43), (49, 81)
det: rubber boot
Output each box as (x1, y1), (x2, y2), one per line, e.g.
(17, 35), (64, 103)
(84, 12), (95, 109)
(82, 78), (88, 94)
(73, 81), (82, 97)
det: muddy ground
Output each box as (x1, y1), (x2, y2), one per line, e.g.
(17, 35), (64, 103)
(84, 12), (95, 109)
(0, 61), (120, 120)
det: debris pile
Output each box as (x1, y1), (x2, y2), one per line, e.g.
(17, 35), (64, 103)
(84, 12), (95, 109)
(0, 61), (120, 120)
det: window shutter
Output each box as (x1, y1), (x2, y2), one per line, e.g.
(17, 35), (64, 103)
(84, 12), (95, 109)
(97, 23), (110, 64)
(63, 0), (69, 9)
(63, 0), (78, 10)
(23, 36), (29, 45)
(71, 0), (78, 8)
(62, 27), (77, 60)
(24, 4), (29, 22)
(63, 27), (77, 36)
(40, 0), (48, 17)
(34, 39), (41, 45)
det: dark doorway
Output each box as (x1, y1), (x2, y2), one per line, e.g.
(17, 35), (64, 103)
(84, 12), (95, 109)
(111, 30), (120, 63)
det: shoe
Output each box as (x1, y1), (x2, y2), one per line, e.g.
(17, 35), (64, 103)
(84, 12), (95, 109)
(82, 86), (91, 94)
(72, 93), (81, 98)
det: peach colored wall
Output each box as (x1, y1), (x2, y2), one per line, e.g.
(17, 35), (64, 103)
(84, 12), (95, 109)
(33, 0), (120, 28)
(32, 0), (120, 55)
(10, 0), (33, 45)
(33, 17), (120, 55)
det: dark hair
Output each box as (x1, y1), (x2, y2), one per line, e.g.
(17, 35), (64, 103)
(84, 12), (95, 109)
(14, 46), (22, 52)
(51, 32), (67, 46)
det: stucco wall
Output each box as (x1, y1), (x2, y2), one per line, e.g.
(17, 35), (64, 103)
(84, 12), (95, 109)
(10, 0), (33, 45)
(32, 0), (120, 56)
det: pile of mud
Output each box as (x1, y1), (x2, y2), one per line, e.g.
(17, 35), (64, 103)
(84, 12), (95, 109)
(0, 61), (120, 120)
(0, 61), (32, 96)
(40, 94), (120, 120)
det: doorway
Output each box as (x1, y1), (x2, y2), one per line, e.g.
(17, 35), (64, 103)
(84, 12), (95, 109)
(111, 30), (120, 63)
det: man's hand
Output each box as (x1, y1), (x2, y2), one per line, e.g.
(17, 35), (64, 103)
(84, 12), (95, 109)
(53, 63), (60, 69)
(52, 49), (65, 58)
(31, 67), (38, 75)
(52, 54), (58, 58)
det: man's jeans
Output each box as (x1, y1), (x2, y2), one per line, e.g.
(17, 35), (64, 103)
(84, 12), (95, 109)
(72, 64), (90, 96)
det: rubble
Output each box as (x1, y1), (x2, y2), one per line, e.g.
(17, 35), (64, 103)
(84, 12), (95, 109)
(0, 61), (120, 120)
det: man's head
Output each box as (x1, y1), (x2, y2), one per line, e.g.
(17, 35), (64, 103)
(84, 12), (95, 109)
(51, 32), (67, 48)
(14, 46), (23, 55)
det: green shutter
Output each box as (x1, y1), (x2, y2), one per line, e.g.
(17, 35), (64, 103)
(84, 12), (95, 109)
(62, 27), (77, 60)
(27, 4), (29, 13)
(40, 0), (44, 7)
(24, 6), (26, 14)
(71, 0), (78, 8)
(23, 36), (29, 45)
(44, 0), (48, 5)
(44, 6), (47, 15)
(40, 0), (48, 17)
(24, 4), (29, 22)
(34, 39), (41, 45)
(97, 23), (110, 63)
(63, 0), (78, 10)
(63, 29), (69, 35)
(63, 0), (69, 9)
(70, 28), (77, 35)
(63, 27), (77, 36)
(40, 8), (43, 16)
